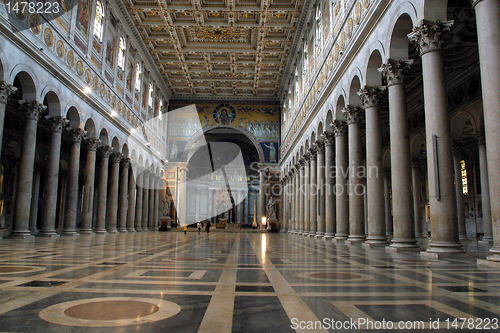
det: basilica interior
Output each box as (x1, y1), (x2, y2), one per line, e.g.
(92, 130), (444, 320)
(1, 0), (500, 332)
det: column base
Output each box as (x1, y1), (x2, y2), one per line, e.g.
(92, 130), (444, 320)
(127, 228), (137, 232)
(421, 251), (472, 259)
(37, 231), (59, 237)
(485, 247), (500, 262)
(386, 232), (393, 236)
(389, 238), (419, 249)
(426, 241), (464, 254)
(346, 235), (366, 244)
(117, 228), (128, 233)
(334, 234), (348, 242)
(136, 228), (143, 232)
(60, 231), (79, 236)
(362, 242), (389, 249)
(365, 236), (389, 244)
(7, 230), (34, 238)
(94, 229), (107, 234)
(477, 259), (500, 268)
(142, 228), (149, 232)
(106, 229), (118, 233)
(315, 232), (324, 238)
(479, 238), (494, 244)
(323, 233), (334, 240)
(79, 229), (95, 235)
(308, 232), (316, 237)
(459, 235), (469, 241)
(386, 246), (420, 253)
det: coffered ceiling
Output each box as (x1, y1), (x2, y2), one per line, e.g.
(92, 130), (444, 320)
(122, 0), (308, 100)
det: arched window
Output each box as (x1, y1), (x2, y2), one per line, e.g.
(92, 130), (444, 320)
(117, 37), (126, 70)
(94, 1), (105, 41)
(148, 83), (154, 108)
(135, 63), (141, 91)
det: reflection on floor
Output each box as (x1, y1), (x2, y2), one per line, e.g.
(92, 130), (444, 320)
(0, 231), (498, 332)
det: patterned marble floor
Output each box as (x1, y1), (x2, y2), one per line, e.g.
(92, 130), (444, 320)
(0, 231), (498, 332)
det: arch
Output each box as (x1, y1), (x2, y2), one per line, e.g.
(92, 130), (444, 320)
(335, 95), (346, 120)
(182, 125), (265, 163)
(99, 128), (109, 147)
(388, 13), (416, 60)
(66, 106), (80, 129)
(325, 109), (334, 132)
(410, 134), (426, 159)
(12, 71), (36, 101)
(84, 118), (97, 139)
(365, 49), (384, 87)
(310, 131), (316, 148)
(316, 122), (324, 141)
(348, 75), (362, 106)
(450, 111), (478, 141)
(130, 149), (137, 163)
(111, 136), (120, 153)
(122, 143), (129, 158)
(43, 91), (61, 117)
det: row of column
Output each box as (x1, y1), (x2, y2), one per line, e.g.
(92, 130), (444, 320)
(0, 91), (164, 236)
(282, 18), (500, 257)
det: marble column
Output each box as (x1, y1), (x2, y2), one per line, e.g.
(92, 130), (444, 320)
(332, 120), (349, 241)
(379, 59), (418, 249)
(322, 132), (336, 239)
(308, 147), (317, 236)
(477, 131), (493, 243)
(29, 168), (41, 233)
(106, 153), (122, 233)
(359, 87), (388, 245)
(315, 141), (326, 238)
(80, 138), (100, 233)
(258, 167), (266, 224)
(344, 106), (366, 244)
(409, 21), (463, 254)
(289, 170), (295, 232)
(153, 178), (160, 231)
(118, 158), (130, 232)
(452, 143), (468, 240)
(95, 146), (113, 234)
(135, 168), (143, 231)
(10, 101), (45, 237)
(142, 171), (150, 231)
(412, 160), (423, 237)
(148, 175), (155, 230)
(472, 0), (500, 262)
(303, 153), (311, 235)
(39, 116), (68, 236)
(178, 165), (188, 226)
(61, 128), (86, 236)
(0, 83), (18, 161)
(298, 159), (306, 234)
(127, 166), (136, 232)
(384, 169), (393, 236)
(292, 166), (299, 232)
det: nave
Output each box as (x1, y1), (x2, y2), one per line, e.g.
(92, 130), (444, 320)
(0, 231), (498, 332)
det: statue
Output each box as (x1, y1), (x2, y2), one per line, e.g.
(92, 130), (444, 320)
(266, 197), (276, 220)
(264, 142), (277, 163)
(162, 195), (172, 217)
(170, 141), (178, 160)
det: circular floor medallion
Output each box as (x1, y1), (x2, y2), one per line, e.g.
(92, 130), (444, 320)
(39, 297), (181, 327)
(0, 265), (45, 274)
(297, 271), (373, 281)
(164, 257), (216, 262)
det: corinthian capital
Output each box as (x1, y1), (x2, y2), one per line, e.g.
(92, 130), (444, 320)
(321, 132), (335, 146)
(85, 138), (101, 151)
(314, 140), (325, 154)
(19, 101), (46, 121)
(407, 20), (454, 55)
(98, 145), (114, 157)
(46, 116), (69, 133)
(378, 59), (413, 87)
(357, 86), (386, 108)
(342, 106), (364, 125)
(331, 120), (347, 137)
(0, 82), (18, 105)
(68, 128), (87, 143)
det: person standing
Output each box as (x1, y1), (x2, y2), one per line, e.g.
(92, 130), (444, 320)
(205, 221), (211, 234)
(197, 221), (202, 233)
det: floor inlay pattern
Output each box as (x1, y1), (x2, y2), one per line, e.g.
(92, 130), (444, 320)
(0, 232), (498, 332)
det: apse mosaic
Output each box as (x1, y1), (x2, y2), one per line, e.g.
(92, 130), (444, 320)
(168, 102), (280, 163)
